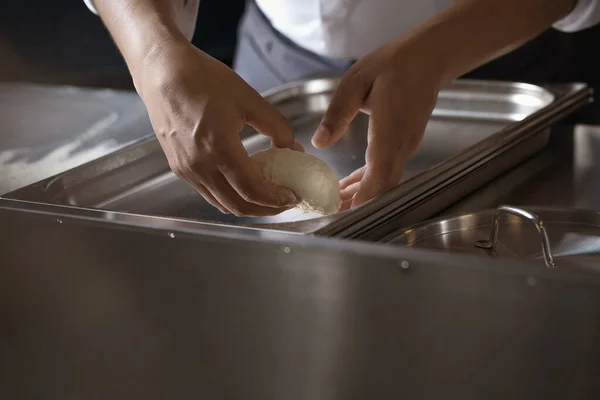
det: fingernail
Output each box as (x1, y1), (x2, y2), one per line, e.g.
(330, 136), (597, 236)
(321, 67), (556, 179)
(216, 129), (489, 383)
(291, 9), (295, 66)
(293, 140), (305, 152)
(311, 125), (331, 148)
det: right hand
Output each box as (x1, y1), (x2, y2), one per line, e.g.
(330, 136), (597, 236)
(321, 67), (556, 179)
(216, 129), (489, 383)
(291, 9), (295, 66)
(135, 39), (300, 216)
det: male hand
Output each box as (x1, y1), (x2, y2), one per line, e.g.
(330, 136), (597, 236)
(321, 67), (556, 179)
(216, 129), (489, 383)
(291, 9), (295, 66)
(138, 40), (300, 216)
(312, 39), (443, 210)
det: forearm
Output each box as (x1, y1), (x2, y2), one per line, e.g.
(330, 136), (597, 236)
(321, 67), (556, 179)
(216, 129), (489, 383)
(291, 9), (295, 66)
(93, 0), (199, 81)
(402, 0), (576, 85)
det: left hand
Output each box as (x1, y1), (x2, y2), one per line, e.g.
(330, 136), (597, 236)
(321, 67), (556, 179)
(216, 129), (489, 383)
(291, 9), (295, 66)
(311, 37), (444, 211)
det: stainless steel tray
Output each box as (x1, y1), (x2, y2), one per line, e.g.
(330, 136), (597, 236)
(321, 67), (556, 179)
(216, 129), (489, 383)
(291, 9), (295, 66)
(3, 79), (591, 236)
(386, 205), (600, 271)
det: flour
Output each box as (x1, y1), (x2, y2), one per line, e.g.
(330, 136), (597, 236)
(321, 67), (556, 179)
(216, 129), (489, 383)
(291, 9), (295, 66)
(0, 113), (122, 195)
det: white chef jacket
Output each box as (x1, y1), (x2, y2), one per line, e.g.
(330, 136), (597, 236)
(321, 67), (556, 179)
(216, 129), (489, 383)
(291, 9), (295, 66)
(84, 0), (600, 60)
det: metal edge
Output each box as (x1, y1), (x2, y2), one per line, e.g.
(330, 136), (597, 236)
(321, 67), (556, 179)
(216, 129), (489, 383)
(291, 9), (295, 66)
(0, 197), (526, 272)
(4, 197), (600, 287)
(0, 198), (304, 240)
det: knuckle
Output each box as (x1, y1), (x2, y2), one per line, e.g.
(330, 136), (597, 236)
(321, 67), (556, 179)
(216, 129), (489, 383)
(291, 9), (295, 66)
(186, 156), (205, 174)
(342, 69), (362, 86)
(196, 132), (219, 155)
(201, 137), (232, 164)
(341, 66), (368, 92)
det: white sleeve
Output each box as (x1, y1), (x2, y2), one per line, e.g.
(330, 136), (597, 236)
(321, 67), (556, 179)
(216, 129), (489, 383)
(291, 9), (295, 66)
(553, 0), (600, 32)
(83, 0), (98, 15)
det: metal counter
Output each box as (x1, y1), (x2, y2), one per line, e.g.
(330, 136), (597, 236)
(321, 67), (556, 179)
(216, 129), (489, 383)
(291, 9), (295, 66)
(0, 82), (152, 195)
(1, 203), (600, 399)
(440, 124), (600, 213)
(1, 84), (600, 398)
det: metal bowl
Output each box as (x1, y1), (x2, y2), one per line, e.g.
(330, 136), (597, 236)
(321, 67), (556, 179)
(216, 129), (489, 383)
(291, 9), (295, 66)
(388, 205), (600, 271)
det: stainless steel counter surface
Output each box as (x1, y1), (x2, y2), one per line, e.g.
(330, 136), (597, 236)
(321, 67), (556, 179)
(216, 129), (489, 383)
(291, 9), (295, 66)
(0, 83), (153, 195)
(1, 203), (600, 399)
(440, 124), (600, 215)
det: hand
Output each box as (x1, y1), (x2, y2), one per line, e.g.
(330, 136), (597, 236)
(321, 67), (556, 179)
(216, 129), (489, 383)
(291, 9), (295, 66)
(137, 40), (300, 216)
(311, 38), (443, 210)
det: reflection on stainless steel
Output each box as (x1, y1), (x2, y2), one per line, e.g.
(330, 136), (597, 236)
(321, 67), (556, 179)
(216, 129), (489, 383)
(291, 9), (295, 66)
(475, 206), (556, 268)
(2, 203), (600, 399)
(438, 124), (600, 216)
(552, 233), (600, 257)
(0, 82), (153, 195)
(6, 79), (590, 237)
(573, 125), (600, 208)
(388, 206), (600, 271)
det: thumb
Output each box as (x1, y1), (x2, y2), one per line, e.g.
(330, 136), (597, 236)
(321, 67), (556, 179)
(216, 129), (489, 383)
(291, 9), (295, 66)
(245, 90), (295, 150)
(312, 71), (371, 148)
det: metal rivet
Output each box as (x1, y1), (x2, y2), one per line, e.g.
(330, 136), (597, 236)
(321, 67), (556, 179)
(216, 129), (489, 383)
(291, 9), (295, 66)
(283, 246), (291, 254)
(57, 218), (63, 224)
(527, 276), (537, 287)
(168, 232), (175, 239)
(400, 261), (410, 270)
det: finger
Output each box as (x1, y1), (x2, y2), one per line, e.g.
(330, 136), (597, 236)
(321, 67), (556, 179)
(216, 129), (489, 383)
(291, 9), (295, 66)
(292, 140), (305, 152)
(351, 81), (431, 208)
(312, 69), (371, 148)
(244, 89), (296, 150)
(185, 176), (230, 214)
(340, 166), (366, 190)
(196, 168), (291, 217)
(214, 134), (299, 207)
(269, 139), (304, 152)
(156, 138), (231, 214)
(351, 165), (403, 208)
(351, 107), (406, 208)
(341, 181), (361, 201)
(340, 197), (354, 213)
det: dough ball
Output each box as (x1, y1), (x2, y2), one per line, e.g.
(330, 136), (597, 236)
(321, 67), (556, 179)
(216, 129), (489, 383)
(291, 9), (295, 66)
(251, 148), (342, 216)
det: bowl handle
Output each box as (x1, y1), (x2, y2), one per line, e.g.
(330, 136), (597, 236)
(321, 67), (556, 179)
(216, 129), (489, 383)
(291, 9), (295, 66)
(475, 205), (557, 268)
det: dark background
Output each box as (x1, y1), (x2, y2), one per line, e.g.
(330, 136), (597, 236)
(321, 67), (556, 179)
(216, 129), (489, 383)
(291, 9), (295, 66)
(0, 0), (598, 121)
(0, 0), (246, 88)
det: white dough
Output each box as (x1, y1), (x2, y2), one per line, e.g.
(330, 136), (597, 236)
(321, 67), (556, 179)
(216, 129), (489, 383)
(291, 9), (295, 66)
(251, 148), (342, 216)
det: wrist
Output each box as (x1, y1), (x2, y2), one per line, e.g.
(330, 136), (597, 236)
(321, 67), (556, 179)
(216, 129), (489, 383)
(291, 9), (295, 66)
(93, 0), (191, 86)
(131, 36), (193, 99)
(123, 18), (188, 72)
(387, 30), (447, 92)
(400, 20), (465, 87)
